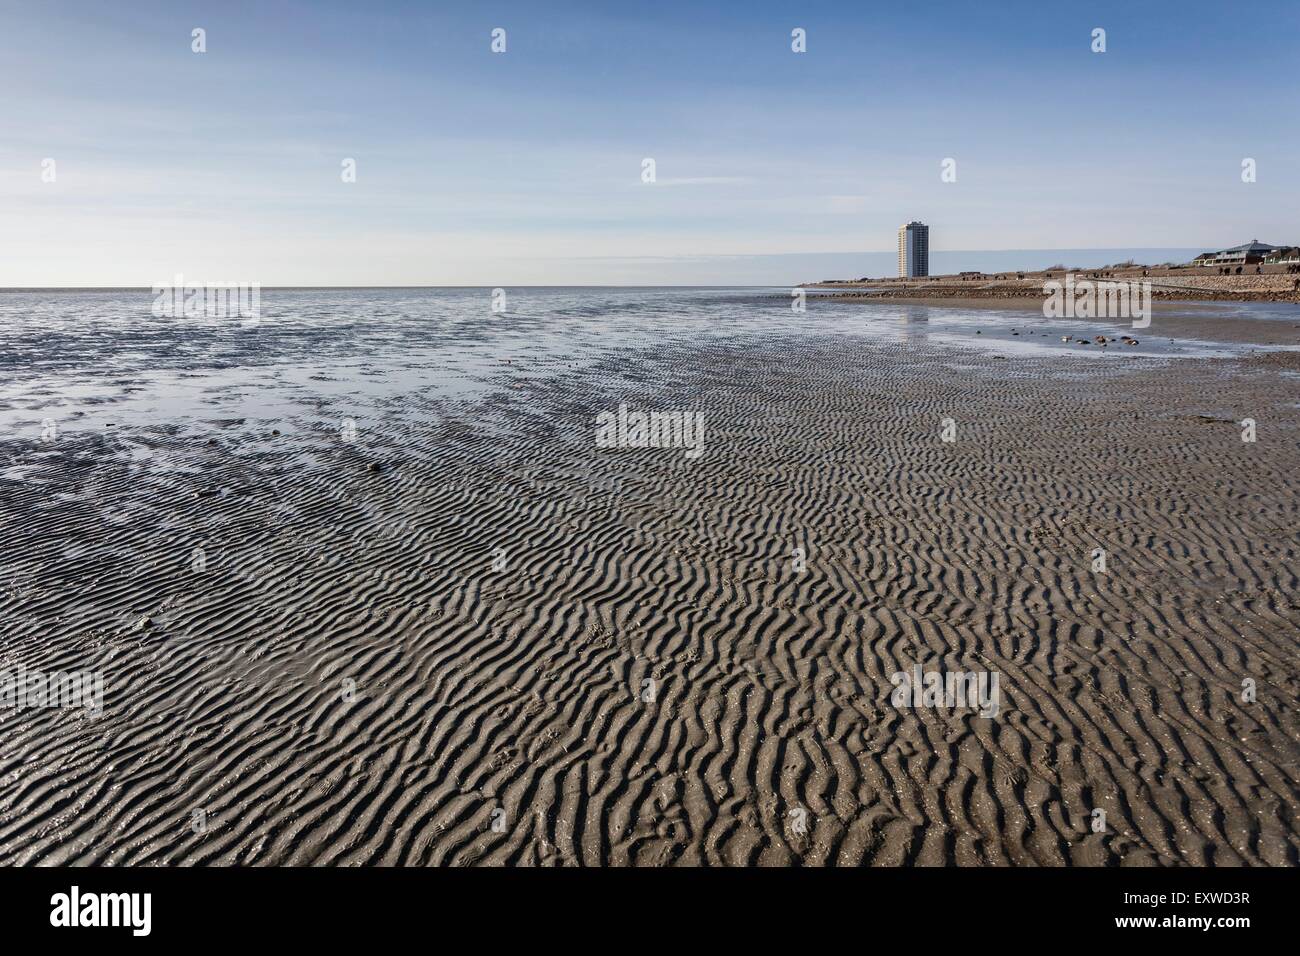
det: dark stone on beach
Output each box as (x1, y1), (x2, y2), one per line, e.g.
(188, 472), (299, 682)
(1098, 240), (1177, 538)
(272, 429), (281, 436)
(1126, 339), (1139, 345)
(135, 616), (152, 632)
(367, 461), (383, 473)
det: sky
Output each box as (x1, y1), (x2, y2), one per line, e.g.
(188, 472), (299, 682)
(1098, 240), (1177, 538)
(1, 0), (1297, 286)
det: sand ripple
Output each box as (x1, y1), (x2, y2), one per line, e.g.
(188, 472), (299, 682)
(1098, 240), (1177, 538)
(1, 328), (1297, 866)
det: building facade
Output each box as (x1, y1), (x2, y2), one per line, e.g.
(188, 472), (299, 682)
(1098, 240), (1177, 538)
(898, 221), (929, 277)
(1190, 239), (1276, 267)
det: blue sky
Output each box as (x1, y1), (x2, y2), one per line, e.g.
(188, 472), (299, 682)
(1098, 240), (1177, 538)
(2, 0), (1297, 284)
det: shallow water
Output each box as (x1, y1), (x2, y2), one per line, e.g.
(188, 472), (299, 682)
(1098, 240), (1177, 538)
(2, 288), (1297, 440)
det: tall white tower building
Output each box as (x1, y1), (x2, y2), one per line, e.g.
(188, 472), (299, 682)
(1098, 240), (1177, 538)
(898, 222), (929, 278)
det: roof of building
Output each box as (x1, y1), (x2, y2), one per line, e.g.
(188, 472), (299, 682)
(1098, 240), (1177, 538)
(1222, 239), (1276, 253)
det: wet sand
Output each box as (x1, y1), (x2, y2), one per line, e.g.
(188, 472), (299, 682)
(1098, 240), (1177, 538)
(1, 293), (1297, 866)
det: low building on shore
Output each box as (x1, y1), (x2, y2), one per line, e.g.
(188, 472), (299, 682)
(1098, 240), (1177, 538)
(1190, 239), (1278, 267)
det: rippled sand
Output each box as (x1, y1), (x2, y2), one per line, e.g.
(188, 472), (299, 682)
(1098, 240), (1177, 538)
(1, 289), (1297, 865)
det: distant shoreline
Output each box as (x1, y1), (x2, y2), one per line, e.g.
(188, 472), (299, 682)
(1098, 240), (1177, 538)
(805, 265), (1300, 304)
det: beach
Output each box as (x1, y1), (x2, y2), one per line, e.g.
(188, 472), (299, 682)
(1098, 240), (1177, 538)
(1, 288), (1297, 866)
(810, 267), (1300, 303)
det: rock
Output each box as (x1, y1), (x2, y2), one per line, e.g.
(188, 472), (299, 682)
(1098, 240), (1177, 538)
(1126, 338), (1139, 345)
(135, 616), (153, 631)
(367, 462), (383, 473)
(1094, 335), (1108, 344)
